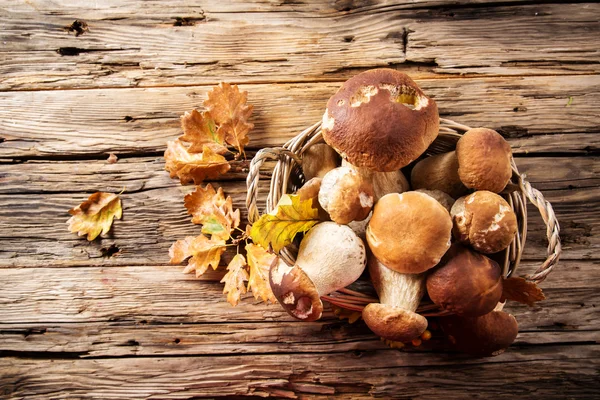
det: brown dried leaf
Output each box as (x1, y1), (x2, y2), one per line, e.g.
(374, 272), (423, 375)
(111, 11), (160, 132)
(330, 304), (362, 324)
(245, 243), (277, 304)
(67, 192), (122, 241)
(501, 277), (546, 306)
(220, 254), (249, 306)
(169, 234), (227, 278)
(179, 109), (228, 154)
(164, 141), (230, 185)
(184, 184), (240, 240)
(204, 83), (253, 156)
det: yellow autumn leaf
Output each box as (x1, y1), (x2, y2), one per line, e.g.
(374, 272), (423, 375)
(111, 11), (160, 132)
(179, 109), (228, 154)
(169, 234), (227, 278)
(184, 184), (240, 240)
(204, 83), (253, 156)
(250, 194), (319, 253)
(220, 254), (249, 307)
(67, 192), (122, 241)
(164, 141), (231, 185)
(245, 243), (277, 304)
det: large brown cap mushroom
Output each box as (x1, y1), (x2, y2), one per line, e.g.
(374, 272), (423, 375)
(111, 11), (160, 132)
(456, 128), (512, 193)
(318, 167), (374, 225)
(439, 310), (519, 356)
(411, 151), (469, 199)
(367, 192), (452, 274)
(451, 191), (518, 254)
(426, 244), (503, 317)
(362, 253), (428, 342)
(322, 69), (439, 172)
(270, 222), (366, 321)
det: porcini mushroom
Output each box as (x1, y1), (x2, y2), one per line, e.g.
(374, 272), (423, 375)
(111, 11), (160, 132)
(456, 128), (512, 193)
(451, 191), (518, 254)
(367, 192), (452, 274)
(322, 69), (439, 172)
(269, 222), (366, 321)
(439, 310), (519, 356)
(318, 167), (374, 224)
(426, 244), (503, 317)
(362, 253), (428, 342)
(410, 151), (468, 199)
(415, 189), (455, 212)
(296, 177), (329, 221)
(342, 160), (410, 202)
(301, 143), (340, 181)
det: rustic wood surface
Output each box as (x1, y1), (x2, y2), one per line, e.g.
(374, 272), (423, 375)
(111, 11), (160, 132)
(1, 1), (599, 398)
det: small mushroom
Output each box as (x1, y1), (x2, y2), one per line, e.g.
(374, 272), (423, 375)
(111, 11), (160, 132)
(451, 191), (518, 254)
(318, 167), (374, 225)
(367, 192), (452, 274)
(362, 253), (427, 343)
(415, 189), (455, 212)
(301, 143), (340, 181)
(426, 244), (503, 317)
(342, 160), (410, 202)
(269, 222), (366, 321)
(410, 151), (468, 199)
(456, 128), (512, 193)
(439, 310), (519, 356)
(322, 69), (439, 171)
(296, 177), (329, 221)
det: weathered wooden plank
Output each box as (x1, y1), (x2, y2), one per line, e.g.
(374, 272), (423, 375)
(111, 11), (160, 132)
(0, 172), (596, 267)
(2, 76), (599, 159)
(1, 346), (598, 399)
(0, 319), (596, 358)
(1, 3), (599, 90)
(0, 261), (597, 326)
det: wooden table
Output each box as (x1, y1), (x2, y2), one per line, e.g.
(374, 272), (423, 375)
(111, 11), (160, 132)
(1, 1), (599, 398)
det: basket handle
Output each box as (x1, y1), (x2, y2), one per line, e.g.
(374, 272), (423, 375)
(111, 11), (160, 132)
(246, 147), (300, 224)
(518, 173), (562, 284)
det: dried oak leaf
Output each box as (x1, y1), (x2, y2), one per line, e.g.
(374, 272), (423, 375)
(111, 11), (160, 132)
(245, 243), (277, 304)
(184, 184), (240, 240)
(67, 192), (122, 241)
(204, 83), (253, 156)
(164, 141), (230, 185)
(501, 277), (546, 306)
(220, 254), (249, 306)
(250, 194), (319, 253)
(169, 234), (227, 277)
(179, 109), (228, 154)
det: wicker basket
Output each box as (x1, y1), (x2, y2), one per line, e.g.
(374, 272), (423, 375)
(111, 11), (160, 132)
(246, 118), (562, 316)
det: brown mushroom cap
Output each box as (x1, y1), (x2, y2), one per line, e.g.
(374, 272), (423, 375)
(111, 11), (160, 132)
(439, 310), (519, 356)
(456, 128), (512, 193)
(301, 143), (340, 181)
(322, 69), (439, 172)
(318, 167), (374, 225)
(296, 177), (329, 221)
(269, 258), (324, 322)
(426, 245), (503, 317)
(411, 151), (468, 199)
(362, 303), (428, 343)
(367, 192), (452, 274)
(415, 189), (455, 212)
(451, 191), (518, 254)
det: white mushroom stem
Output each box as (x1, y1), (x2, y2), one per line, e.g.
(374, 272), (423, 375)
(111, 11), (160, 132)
(342, 160), (409, 202)
(369, 253), (425, 312)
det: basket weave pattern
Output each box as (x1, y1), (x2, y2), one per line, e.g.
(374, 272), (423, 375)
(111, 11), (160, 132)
(246, 118), (562, 313)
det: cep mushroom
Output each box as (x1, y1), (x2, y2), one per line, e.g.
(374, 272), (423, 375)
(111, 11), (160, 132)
(322, 68), (439, 172)
(269, 222), (366, 321)
(318, 167), (374, 225)
(456, 128), (513, 193)
(415, 189), (455, 212)
(342, 160), (410, 202)
(426, 244), (503, 317)
(410, 151), (469, 199)
(296, 177), (329, 221)
(362, 253), (428, 343)
(451, 191), (518, 254)
(301, 143), (340, 181)
(439, 310), (519, 356)
(367, 192), (452, 274)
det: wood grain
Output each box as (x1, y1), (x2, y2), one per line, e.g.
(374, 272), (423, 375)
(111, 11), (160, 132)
(2, 3), (599, 90)
(1, 346), (599, 399)
(2, 75), (599, 159)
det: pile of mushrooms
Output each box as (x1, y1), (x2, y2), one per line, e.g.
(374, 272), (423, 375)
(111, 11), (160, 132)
(269, 69), (520, 356)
